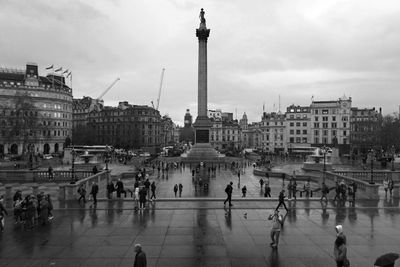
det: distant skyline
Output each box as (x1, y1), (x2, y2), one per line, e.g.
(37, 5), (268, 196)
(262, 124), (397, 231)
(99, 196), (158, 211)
(1, 0), (400, 126)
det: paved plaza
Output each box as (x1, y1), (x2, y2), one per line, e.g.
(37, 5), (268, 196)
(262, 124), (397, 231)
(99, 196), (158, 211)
(1, 165), (400, 267)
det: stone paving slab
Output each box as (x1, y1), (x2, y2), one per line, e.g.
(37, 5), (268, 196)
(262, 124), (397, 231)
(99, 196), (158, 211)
(1, 202), (400, 267)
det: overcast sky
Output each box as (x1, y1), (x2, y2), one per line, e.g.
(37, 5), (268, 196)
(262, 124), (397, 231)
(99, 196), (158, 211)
(1, 0), (400, 125)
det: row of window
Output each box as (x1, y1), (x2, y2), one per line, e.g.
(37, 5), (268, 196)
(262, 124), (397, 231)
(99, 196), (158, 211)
(313, 122), (346, 128)
(314, 137), (347, 145)
(314, 130), (347, 136)
(289, 130), (308, 135)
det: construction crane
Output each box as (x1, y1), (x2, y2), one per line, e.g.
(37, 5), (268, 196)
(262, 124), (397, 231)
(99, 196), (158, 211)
(97, 78), (120, 100)
(155, 68), (165, 110)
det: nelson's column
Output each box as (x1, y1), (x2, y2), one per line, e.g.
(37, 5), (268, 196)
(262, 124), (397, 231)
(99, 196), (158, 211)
(182, 8), (223, 163)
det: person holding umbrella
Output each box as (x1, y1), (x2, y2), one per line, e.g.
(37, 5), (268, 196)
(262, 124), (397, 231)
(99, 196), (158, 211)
(374, 253), (399, 267)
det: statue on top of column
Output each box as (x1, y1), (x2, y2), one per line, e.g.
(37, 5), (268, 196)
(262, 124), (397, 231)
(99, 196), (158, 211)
(199, 8), (206, 26)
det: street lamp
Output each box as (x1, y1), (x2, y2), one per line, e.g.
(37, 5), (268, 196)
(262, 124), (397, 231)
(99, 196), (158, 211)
(70, 147), (76, 184)
(105, 145), (110, 171)
(391, 145), (396, 171)
(321, 145), (328, 184)
(369, 148), (375, 184)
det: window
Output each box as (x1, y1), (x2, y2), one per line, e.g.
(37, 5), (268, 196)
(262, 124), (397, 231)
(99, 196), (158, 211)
(296, 137), (301, 143)
(332, 116), (336, 121)
(323, 123), (328, 128)
(322, 109), (329, 114)
(315, 138), (319, 144)
(322, 137), (328, 144)
(290, 137), (294, 143)
(302, 137), (308, 143)
(343, 130), (347, 136)
(314, 130), (319, 136)
(332, 130), (336, 136)
(323, 130), (328, 136)
(342, 116), (348, 121)
(343, 123), (347, 128)
(315, 116), (319, 121)
(332, 123), (337, 128)
(303, 130), (307, 134)
(303, 122), (307, 127)
(315, 110), (319, 114)
(343, 138), (347, 144)
(314, 123), (320, 128)
(290, 122), (294, 127)
(322, 116), (328, 121)
(296, 122), (300, 127)
(290, 130), (294, 134)
(296, 130), (301, 135)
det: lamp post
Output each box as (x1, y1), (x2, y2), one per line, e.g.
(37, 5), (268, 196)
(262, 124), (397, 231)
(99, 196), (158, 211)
(105, 145), (110, 171)
(70, 147), (76, 184)
(369, 148), (375, 184)
(391, 145), (395, 171)
(322, 145), (328, 184)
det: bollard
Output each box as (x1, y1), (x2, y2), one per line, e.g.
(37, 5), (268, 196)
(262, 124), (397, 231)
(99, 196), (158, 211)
(5, 184), (12, 200)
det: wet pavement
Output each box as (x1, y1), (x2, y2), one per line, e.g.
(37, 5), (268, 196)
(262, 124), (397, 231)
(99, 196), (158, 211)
(1, 165), (400, 266)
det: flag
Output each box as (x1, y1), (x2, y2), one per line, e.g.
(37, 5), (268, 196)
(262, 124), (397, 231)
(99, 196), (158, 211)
(46, 64), (53, 70)
(62, 69), (69, 74)
(55, 67), (62, 72)
(66, 72), (72, 78)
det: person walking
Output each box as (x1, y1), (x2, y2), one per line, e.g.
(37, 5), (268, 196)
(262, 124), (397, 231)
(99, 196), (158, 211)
(173, 184), (178, 197)
(115, 179), (127, 198)
(178, 183), (183, 197)
(304, 179), (311, 198)
(388, 177), (394, 197)
(237, 170), (241, 184)
(0, 196), (8, 233)
(90, 181), (99, 205)
(107, 181), (115, 199)
(78, 184), (87, 204)
(275, 189), (288, 212)
(139, 187), (147, 210)
(224, 182), (234, 206)
(292, 179), (297, 199)
(287, 180), (293, 199)
(150, 181), (156, 201)
(133, 244), (147, 267)
(241, 185), (247, 197)
(259, 178), (264, 188)
(264, 183), (271, 197)
(333, 181), (340, 201)
(321, 182), (329, 202)
(333, 225), (349, 267)
(48, 166), (54, 181)
(144, 179), (151, 200)
(268, 210), (283, 248)
(383, 177), (389, 197)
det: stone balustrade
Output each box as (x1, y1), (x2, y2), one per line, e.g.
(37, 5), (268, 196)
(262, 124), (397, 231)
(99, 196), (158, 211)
(0, 170), (93, 183)
(334, 170), (400, 184)
(58, 170), (110, 201)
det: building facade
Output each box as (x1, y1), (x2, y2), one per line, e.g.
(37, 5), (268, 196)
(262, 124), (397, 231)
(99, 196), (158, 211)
(179, 109), (195, 144)
(0, 63), (73, 156)
(350, 107), (382, 155)
(286, 105), (312, 153)
(259, 112), (286, 153)
(310, 96), (352, 152)
(86, 102), (162, 153)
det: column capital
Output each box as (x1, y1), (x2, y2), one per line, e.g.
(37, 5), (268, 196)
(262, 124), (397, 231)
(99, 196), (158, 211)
(196, 28), (210, 41)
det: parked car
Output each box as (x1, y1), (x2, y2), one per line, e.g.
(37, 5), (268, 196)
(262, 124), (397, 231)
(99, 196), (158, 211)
(139, 152), (150, 157)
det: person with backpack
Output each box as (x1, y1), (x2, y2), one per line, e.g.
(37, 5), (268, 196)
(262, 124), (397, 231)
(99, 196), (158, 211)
(224, 182), (234, 206)
(268, 210), (283, 248)
(275, 189), (288, 212)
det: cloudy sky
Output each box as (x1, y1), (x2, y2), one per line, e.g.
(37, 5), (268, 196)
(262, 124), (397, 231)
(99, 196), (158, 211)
(1, 0), (400, 125)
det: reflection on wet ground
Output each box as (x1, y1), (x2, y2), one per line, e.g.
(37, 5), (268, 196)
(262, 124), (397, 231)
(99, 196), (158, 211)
(1, 200), (400, 267)
(1, 166), (400, 266)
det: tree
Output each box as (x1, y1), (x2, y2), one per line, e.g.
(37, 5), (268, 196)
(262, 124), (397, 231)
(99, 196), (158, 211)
(3, 92), (44, 157)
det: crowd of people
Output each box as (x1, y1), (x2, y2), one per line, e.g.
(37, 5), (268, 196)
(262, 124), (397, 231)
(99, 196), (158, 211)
(0, 190), (54, 232)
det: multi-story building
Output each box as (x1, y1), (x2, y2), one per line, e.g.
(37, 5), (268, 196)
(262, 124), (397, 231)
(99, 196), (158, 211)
(72, 96), (103, 145)
(350, 107), (382, 155)
(0, 63), (73, 156)
(161, 115), (176, 147)
(87, 102), (162, 154)
(285, 105), (312, 153)
(209, 109), (241, 151)
(259, 112), (286, 153)
(310, 95), (352, 153)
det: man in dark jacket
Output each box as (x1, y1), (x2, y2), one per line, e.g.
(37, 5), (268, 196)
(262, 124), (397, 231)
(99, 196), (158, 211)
(138, 187), (147, 210)
(144, 179), (151, 200)
(115, 179), (126, 198)
(223, 182), (234, 206)
(275, 189), (288, 212)
(150, 182), (156, 200)
(134, 243), (147, 267)
(107, 181), (115, 199)
(90, 181), (99, 205)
